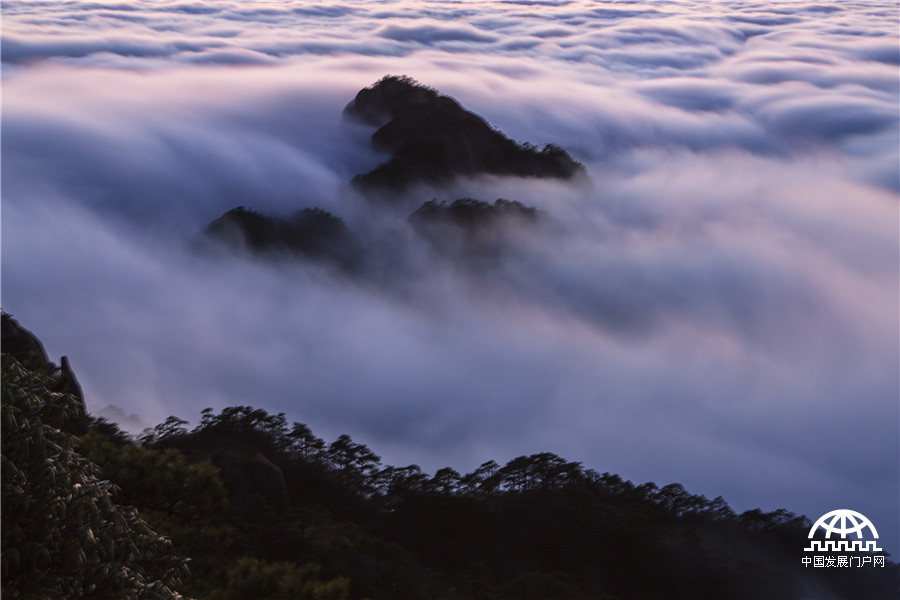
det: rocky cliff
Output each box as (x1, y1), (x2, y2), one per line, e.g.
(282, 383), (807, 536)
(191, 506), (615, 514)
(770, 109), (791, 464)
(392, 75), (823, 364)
(345, 75), (585, 192)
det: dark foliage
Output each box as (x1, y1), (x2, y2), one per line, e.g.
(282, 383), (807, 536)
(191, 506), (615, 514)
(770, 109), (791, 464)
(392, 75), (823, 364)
(1, 311), (87, 432)
(345, 75), (586, 193)
(129, 406), (899, 600)
(1, 355), (187, 600)
(5, 318), (897, 599)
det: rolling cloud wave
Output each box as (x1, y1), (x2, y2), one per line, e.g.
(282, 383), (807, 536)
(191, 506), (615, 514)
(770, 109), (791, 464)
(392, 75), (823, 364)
(3, 0), (898, 553)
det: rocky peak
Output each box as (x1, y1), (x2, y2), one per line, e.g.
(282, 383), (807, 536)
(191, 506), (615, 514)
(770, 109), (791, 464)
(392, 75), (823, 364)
(2, 311), (52, 372)
(1, 312), (87, 431)
(344, 75), (450, 128)
(345, 75), (585, 193)
(195, 206), (363, 272)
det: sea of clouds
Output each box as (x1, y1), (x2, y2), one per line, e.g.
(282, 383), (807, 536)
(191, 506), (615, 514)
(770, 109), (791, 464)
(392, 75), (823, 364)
(3, 1), (898, 553)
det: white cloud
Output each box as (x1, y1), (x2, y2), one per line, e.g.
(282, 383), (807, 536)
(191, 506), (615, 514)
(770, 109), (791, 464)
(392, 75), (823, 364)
(3, 0), (897, 555)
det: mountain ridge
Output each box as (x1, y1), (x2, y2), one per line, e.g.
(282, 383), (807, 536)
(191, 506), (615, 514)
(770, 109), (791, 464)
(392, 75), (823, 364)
(4, 316), (898, 599)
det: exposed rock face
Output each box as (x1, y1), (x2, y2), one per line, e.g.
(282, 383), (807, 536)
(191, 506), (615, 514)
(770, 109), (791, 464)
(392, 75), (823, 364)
(345, 75), (585, 192)
(2, 312), (52, 372)
(211, 450), (290, 512)
(1, 312), (87, 431)
(196, 206), (363, 271)
(57, 355), (84, 407)
(250, 452), (290, 512)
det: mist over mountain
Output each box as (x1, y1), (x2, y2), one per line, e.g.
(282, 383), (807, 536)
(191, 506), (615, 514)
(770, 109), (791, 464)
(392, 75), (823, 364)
(198, 195), (543, 277)
(409, 198), (542, 263)
(3, 0), (898, 564)
(196, 79), (558, 280)
(196, 206), (364, 273)
(196, 78), (555, 272)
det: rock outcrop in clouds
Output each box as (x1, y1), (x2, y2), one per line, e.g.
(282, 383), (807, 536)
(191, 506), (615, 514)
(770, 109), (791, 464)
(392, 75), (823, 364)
(197, 77), (556, 275)
(195, 206), (364, 273)
(345, 75), (585, 193)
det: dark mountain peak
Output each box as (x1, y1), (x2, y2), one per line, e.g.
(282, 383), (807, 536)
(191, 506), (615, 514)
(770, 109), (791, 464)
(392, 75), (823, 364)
(345, 75), (585, 194)
(196, 206), (363, 271)
(1, 311), (52, 373)
(203, 206), (271, 249)
(343, 75), (449, 128)
(1, 311), (87, 430)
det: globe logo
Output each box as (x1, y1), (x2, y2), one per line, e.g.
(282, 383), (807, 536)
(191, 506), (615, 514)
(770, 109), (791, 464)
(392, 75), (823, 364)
(810, 509), (878, 539)
(804, 509), (882, 552)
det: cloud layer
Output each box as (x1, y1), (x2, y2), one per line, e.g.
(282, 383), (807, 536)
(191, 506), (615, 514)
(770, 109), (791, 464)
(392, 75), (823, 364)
(3, 1), (898, 553)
